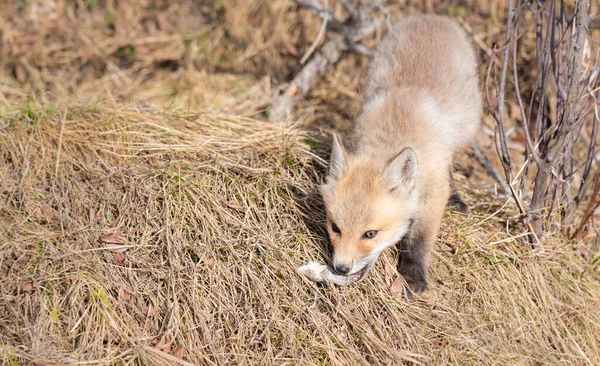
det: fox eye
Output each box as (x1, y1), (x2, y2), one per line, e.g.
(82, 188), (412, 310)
(331, 222), (341, 235)
(362, 230), (378, 239)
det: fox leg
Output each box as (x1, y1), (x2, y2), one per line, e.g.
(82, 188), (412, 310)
(397, 180), (450, 297)
(447, 168), (469, 214)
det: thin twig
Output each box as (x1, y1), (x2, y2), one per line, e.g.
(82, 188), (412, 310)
(571, 172), (600, 239)
(271, 18), (382, 123)
(292, 0), (343, 30)
(300, 0), (329, 64)
(54, 108), (67, 186)
(346, 42), (375, 56)
(512, 12), (542, 166)
(471, 140), (511, 195)
(340, 0), (359, 20)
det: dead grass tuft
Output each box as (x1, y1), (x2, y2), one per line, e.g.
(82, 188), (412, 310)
(1, 0), (599, 364)
(1, 105), (599, 364)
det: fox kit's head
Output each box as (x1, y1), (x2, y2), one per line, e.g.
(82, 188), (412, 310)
(320, 134), (419, 283)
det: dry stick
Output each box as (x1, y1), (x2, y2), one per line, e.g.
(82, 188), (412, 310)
(470, 140), (511, 195)
(488, 0), (516, 183)
(485, 0), (543, 247)
(53, 109), (67, 186)
(293, 0), (342, 30)
(300, 0), (329, 64)
(571, 171), (600, 239)
(270, 19), (382, 123)
(530, 0), (589, 240)
(575, 75), (600, 204)
(512, 12), (542, 166)
(494, 1), (547, 54)
(456, 16), (500, 65)
(271, 34), (346, 123)
(341, 0), (359, 20)
(347, 42), (375, 56)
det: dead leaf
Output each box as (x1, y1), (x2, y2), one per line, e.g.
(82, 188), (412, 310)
(430, 337), (448, 347)
(172, 345), (186, 358)
(23, 282), (33, 292)
(18, 254), (31, 263)
(113, 252), (126, 265)
(389, 275), (405, 297)
(120, 288), (132, 301)
(101, 233), (125, 244)
(161, 346), (172, 354)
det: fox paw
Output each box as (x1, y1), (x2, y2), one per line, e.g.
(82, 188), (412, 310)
(405, 279), (427, 299)
(448, 192), (469, 215)
(390, 275), (427, 299)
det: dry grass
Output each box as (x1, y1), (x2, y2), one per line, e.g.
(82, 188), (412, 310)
(1, 105), (599, 365)
(1, 0), (600, 365)
(0, 0), (510, 123)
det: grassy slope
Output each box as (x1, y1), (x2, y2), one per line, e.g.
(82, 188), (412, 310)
(1, 0), (599, 365)
(1, 105), (599, 365)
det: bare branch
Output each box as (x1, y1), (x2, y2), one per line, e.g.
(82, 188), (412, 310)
(571, 172), (600, 239)
(471, 140), (511, 195)
(488, 0), (597, 246)
(346, 42), (375, 56)
(271, 18), (382, 123)
(300, 0), (329, 64)
(340, 0), (359, 20)
(292, 0), (344, 31)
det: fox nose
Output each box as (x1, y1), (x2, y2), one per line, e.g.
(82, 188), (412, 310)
(334, 264), (350, 275)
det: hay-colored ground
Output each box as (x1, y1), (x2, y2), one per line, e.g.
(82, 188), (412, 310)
(1, 0), (600, 365)
(1, 105), (599, 365)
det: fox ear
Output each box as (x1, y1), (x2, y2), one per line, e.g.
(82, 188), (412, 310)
(382, 148), (417, 192)
(329, 133), (348, 179)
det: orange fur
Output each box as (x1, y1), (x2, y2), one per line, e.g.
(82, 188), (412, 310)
(321, 15), (481, 291)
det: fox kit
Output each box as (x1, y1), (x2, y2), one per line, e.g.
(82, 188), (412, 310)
(320, 15), (482, 296)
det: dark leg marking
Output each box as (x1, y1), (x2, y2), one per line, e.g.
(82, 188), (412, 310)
(448, 168), (469, 215)
(397, 223), (428, 299)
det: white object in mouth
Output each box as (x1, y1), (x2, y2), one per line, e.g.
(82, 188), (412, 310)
(297, 261), (352, 285)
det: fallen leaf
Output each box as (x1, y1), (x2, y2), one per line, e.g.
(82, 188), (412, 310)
(172, 345), (186, 358)
(389, 275), (405, 297)
(113, 252), (126, 265)
(120, 288), (132, 301)
(430, 337), (448, 347)
(161, 346), (172, 355)
(101, 233), (125, 244)
(18, 254), (31, 263)
(23, 282), (33, 292)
